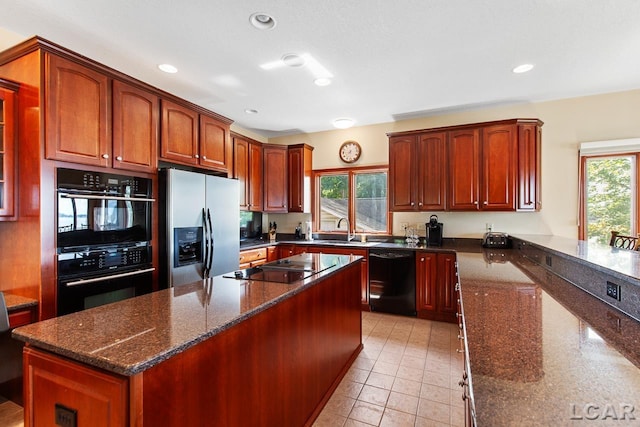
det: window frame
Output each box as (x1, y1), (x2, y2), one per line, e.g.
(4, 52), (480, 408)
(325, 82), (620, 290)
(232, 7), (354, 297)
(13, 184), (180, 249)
(578, 152), (640, 241)
(312, 165), (391, 236)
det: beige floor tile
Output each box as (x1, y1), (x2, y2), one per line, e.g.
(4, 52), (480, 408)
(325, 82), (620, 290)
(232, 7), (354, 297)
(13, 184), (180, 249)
(313, 410), (347, 427)
(395, 365), (424, 382)
(373, 360), (400, 376)
(358, 384), (390, 407)
(414, 416), (449, 427)
(386, 391), (419, 415)
(345, 367), (371, 384)
(335, 380), (365, 400)
(344, 418), (374, 427)
(420, 383), (450, 405)
(366, 371), (395, 390)
(417, 398), (451, 424)
(400, 354), (425, 370)
(391, 377), (422, 397)
(348, 400), (385, 425)
(379, 408), (416, 427)
(325, 394), (357, 417)
(423, 369), (451, 388)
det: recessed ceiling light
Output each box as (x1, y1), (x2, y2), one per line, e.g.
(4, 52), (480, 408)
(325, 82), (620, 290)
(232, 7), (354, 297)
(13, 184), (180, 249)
(282, 53), (306, 67)
(249, 13), (276, 30)
(314, 77), (332, 86)
(158, 63), (178, 74)
(512, 63), (534, 74)
(244, 109), (258, 114)
(333, 118), (354, 129)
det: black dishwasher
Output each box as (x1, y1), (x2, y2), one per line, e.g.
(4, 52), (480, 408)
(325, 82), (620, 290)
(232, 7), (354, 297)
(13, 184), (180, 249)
(369, 249), (416, 316)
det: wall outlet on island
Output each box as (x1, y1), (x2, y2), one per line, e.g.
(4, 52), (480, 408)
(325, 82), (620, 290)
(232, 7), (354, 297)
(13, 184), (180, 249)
(606, 281), (621, 301)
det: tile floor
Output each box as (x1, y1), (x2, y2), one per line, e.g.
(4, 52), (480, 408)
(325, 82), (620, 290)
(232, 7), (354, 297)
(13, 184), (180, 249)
(0, 312), (465, 427)
(313, 311), (466, 427)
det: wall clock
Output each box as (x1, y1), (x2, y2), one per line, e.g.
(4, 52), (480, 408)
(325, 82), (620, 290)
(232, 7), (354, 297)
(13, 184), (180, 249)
(339, 140), (362, 163)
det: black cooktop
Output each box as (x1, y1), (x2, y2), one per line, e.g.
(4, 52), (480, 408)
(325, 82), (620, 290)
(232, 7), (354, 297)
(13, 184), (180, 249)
(224, 253), (337, 284)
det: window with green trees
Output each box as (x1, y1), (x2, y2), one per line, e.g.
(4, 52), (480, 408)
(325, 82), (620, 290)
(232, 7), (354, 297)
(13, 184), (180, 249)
(315, 167), (389, 235)
(582, 155), (636, 245)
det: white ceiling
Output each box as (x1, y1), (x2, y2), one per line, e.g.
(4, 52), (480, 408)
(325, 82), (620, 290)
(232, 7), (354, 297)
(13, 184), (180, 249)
(1, 0), (640, 138)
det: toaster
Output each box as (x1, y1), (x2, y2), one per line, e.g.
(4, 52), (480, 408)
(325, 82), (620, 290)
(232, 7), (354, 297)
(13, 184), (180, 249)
(482, 232), (512, 248)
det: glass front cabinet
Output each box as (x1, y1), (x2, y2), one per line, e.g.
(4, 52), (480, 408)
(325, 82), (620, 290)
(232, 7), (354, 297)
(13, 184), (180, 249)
(0, 78), (18, 220)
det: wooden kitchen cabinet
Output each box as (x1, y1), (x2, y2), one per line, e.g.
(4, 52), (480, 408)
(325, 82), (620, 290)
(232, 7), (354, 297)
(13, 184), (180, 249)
(288, 144), (314, 213)
(416, 251), (457, 323)
(0, 79), (18, 220)
(45, 54), (111, 166)
(278, 244), (307, 259)
(112, 80), (158, 173)
(263, 144), (288, 213)
(389, 131), (446, 211)
(200, 113), (232, 175)
(160, 99), (199, 166)
(389, 119), (542, 212)
(239, 247), (268, 269)
(266, 246), (278, 262)
(24, 347), (129, 427)
(233, 134), (263, 211)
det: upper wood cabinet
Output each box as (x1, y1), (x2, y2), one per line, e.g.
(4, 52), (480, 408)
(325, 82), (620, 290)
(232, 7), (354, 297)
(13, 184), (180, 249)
(0, 79), (18, 220)
(112, 80), (158, 173)
(389, 118), (542, 212)
(160, 99), (199, 166)
(233, 134), (263, 211)
(389, 132), (446, 211)
(200, 113), (232, 174)
(160, 100), (232, 175)
(45, 54), (111, 166)
(263, 144), (288, 213)
(288, 144), (313, 213)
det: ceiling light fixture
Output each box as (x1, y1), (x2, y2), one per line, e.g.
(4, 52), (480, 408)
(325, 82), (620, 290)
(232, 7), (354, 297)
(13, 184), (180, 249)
(281, 53), (306, 67)
(512, 63), (534, 74)
(314, 77), (332, 86)
(332, 118), (355, 129)
(244, 109), (258, 114)
(249, 13), (276, 30)
(158, 63), (178, 74)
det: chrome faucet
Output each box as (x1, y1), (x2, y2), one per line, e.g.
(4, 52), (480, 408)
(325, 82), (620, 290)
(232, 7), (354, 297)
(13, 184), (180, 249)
(337, 217), (355, 241)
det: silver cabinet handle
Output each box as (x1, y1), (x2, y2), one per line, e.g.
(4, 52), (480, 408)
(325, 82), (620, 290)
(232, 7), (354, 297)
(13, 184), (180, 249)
(411, 202), (415, 206)
(483, 201), (488, 205)
(202, 156), (207, 160)
(195, 154), (200, 159)
(116, 156), (123, 161)
(102, 154), (109, 159)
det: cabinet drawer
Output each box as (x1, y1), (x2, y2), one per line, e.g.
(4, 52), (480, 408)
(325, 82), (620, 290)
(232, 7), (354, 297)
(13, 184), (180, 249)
(9, 308), (36, 328)
(239, 248), (267, 265)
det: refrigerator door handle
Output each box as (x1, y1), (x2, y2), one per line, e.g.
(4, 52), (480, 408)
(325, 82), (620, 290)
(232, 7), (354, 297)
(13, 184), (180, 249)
(202, 208), (210, 278)
(207, 208), (214, 275)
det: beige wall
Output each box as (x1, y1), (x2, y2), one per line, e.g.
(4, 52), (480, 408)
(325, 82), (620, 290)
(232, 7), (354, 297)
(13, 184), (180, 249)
(269, 89), (640, 239)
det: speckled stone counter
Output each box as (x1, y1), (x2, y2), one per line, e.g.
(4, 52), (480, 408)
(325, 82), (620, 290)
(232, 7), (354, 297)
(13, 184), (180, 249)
(12, 253), (360, 376)
(3, 294), (38, 313)
(458, 249), (640, 425)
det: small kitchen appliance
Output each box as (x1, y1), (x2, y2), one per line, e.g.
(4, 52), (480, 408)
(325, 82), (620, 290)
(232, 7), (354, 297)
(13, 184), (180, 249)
(426, 215), (443, 246)
(482, 232), (512, 248)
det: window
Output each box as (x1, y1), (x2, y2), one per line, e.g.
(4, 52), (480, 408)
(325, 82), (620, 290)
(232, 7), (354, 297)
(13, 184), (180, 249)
(578, 139), (640, 244)
(314, 166), (389, 235)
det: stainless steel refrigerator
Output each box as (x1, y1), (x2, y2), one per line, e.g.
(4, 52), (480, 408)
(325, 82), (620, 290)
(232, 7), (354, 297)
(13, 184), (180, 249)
(160, 168), (239, 287)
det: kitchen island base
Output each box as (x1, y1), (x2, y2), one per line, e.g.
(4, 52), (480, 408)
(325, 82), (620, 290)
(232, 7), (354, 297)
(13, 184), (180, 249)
(21, 260), (363, 426)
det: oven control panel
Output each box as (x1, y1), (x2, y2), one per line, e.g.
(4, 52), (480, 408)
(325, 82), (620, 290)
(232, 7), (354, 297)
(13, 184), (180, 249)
(58, 245), (151, 278)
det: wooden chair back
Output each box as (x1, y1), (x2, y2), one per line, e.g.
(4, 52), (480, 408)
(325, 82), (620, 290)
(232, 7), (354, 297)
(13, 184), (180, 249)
(609, 231), (640, 250)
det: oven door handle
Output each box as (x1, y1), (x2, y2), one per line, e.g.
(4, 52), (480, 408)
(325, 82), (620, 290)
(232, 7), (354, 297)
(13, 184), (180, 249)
(58, 193), (156, 203)
(64, 267), (156, 287)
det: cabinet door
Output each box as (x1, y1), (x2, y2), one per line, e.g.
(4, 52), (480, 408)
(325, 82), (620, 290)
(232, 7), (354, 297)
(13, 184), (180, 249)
(288, 144), (313, 213)
(482, 124), (516, 210)
(45, 54), (111, 166)
(437, 253), (457, 319)
(112, 80), (158, 173)
(263, 145), (288, 213)
(234, 137), (250, 210)
(160, 99), (199, 166)
(266, 246), (279, 261)
(389, 135), (417, 211)
(0, 84), (17, 220)
(517, 123), (542, 211)
(248, 142), (263, 211)
(200, 114), (231, 174)
(418, 132), (446, 210)
(448, 129), (480, 210)
(416, 252), (437, 313)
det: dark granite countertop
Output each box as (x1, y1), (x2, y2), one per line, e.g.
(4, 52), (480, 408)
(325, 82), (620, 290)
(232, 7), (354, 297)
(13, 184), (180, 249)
(12, 253), (360, 376)
(3, 293), (38, 312)
(459, 249), (640, 426)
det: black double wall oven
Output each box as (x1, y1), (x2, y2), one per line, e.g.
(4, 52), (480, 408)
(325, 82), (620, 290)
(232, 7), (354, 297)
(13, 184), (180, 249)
(56, 168), (154, 315)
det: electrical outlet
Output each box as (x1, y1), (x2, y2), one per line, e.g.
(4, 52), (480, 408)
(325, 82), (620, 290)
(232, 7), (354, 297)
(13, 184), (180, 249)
(606, 281), (621, 301)
(486, 223), (493, 232)
(400, 222), (408, 230)
(545, 255), (552, 267)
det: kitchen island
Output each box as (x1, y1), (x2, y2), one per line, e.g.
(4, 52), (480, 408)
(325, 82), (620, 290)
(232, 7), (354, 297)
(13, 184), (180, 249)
(13, 253), (363, 427)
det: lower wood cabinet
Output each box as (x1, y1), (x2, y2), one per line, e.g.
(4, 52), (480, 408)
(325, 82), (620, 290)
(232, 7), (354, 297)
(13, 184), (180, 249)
(416, 252), (457, 323)
(24, 347), (128, 427)
(239, 246), (278, 269)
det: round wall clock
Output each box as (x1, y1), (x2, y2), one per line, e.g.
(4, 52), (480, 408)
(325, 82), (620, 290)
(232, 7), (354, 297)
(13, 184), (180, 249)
(339, 140), (362, 163)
